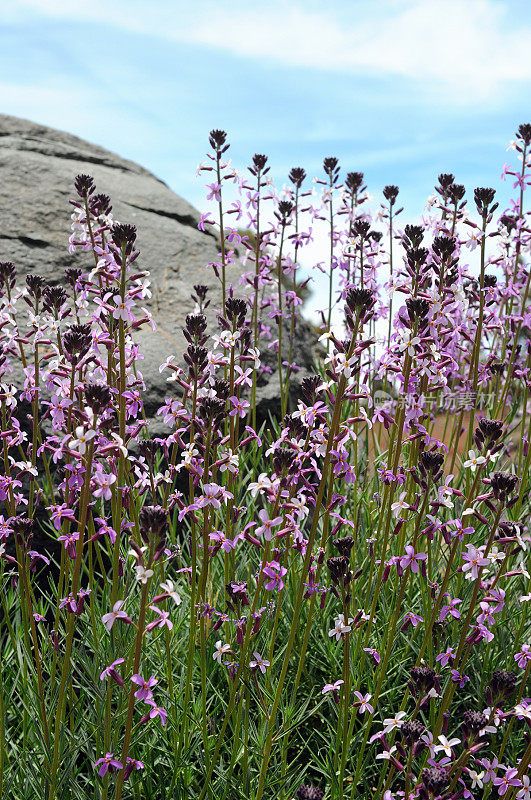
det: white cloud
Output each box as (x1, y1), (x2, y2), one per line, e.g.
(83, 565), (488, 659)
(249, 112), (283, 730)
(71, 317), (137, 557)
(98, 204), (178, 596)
(3, 0), (531, 102)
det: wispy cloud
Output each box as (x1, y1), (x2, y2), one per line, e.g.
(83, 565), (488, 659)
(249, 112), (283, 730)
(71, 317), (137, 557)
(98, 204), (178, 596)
(4, 0), (530, 103)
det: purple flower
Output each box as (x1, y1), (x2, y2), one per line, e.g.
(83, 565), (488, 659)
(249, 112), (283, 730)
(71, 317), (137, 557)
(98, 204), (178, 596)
(131, 674), (158, 701)
(100, 658), (125, 685)
(262, 561), (287, 591)
(102, 600), (131, 632)
(143, 699), (167, 726)
(451, 669), (470, 688)
(353, 691), (374, 714)
(514, 644), (531, 669)
(493, 768), (521, 796)
(364, 648), (381, 664)
(435, 648), (456, 668)
(94, 752), (123, 777)
(255, 508), (282, 541)
(400, 545), (427, 573)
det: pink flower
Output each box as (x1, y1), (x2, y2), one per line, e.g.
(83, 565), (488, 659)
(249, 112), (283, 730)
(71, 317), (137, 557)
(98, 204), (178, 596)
(493, 768), (521, 796)
(249, 652), (270, 674)
(143, 699), (167, 726)
(255, 509), (282, 541)
(461, 545), (490, 579)
(262, 561), (288, 591)
(145, 606), (173, 631)
(400, 545), (427, 573)
(229, 396), (250, 418)
(131, 674), (158, 701)
(100, 658), (125, 685)
(514, 644), (531, 669)
(102, 600), (131, 632)
(94, 752), (123, 777)
(353, 691), (374, 714)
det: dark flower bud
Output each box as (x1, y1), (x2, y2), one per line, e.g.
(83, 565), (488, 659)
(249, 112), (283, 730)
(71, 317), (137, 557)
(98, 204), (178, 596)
(406, 247), (429, 270)
(192, 284), (209, 302)
(90, 192), (112, 217)
(517, 123), (531, 145)
(437, 173), (455, 191)
(461, 710), (487, 741)
(353, 219), (371, 238)
(283, 413), (307, 439)
(277, 200), (294, 223)
(252, 154), (268, 171)
(301, 374), (323, 404)
(74, 173), (96, 199)
(0, 261), (16, 291)
(420, 451), (444, 478)
(139, 505), (168, 546)
(383, 185), (399, 204)
(448, 183), (466, 202)
(139, 438), (159, 467)
(84, 382), (112, 415)
(198, 397), (226, 425)
(184, 313), (208, 342)
(209, 129), (228, 150)
(184, 345), (208, 372)
(212, 379), (230, 401)
(401, 719), (426, 746)
(289, 167), (307, 187)
(432, 235), (456, 261)
(484, 274), (497, 288)
(13, 517), (34, 550)
(296, 785), (324, 800)
(345, 287), (374, 315)
(403, 225), (424, 249)
(63, 323), (92, 364)
(273, 447), (297, 476)
(332, 537), (355, 558)
(406, 297), (430, 323)
(490, 471), (519, 502)
(500, 215), (517, 233)
(224, 297), (247, 327)
(226, 581), (249, 608)
(408, 666), (437, 697)
(323, 157), (339, 179)
(475, 417), (503, 449)
(487, 670), (517, 706)
(111, 223), (137, 252)
(327, 556), (351, 586)
(26, 274), (45, 301)
(64, 267), (82, 288)
(421, 767), (449, 796)
(474, 187), (496, 216)
(370, 231), (383, 243)
(345, 171), (364, 192)
(43, 285), (68, 314)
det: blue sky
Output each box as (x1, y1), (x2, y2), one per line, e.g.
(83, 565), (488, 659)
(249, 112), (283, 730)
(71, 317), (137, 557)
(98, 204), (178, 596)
(0, 0), (529, 221)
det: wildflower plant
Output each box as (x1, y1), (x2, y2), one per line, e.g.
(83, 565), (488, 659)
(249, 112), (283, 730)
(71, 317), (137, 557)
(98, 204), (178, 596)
(0, 124), (530, 800)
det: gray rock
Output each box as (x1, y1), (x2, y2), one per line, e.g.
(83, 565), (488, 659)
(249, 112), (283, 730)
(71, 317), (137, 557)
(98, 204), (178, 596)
(0, 114), (319, 427)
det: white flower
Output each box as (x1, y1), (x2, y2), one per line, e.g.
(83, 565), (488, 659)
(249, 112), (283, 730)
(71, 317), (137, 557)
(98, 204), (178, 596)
(213, 641), (231, 663)
(376, 746), (397, 760)
(160, 579), (182, 606)
(328, 614), (354, 641)
(463, 449), (487, 472)
(135, 565), (154, 584)
(434, 734), (460, 757)
(391, 492), (410, 519)
(70, 426), (97, 455)
(470, 769), (485, 789)
(382, 711), (407, 734)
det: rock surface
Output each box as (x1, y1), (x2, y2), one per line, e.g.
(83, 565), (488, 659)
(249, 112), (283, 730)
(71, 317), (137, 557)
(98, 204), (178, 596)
(0, 114), (318, 426)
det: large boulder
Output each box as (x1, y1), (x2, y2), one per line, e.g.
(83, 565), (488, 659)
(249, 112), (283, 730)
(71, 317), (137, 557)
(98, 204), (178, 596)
(0, 114), (318, 427)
